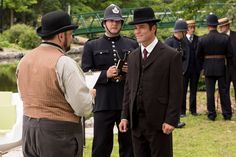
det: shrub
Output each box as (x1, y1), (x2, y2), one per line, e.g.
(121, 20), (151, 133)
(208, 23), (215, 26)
(3, 24), (40, 49)
(18, 29), (40, 49)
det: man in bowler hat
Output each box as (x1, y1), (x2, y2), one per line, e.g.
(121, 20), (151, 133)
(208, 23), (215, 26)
(82, 4), (138, 157)
(218, 17), (236, 106)
(197, 14), (232, 121)
(119, 7), (182, 157)
(16, 10), (95, 157)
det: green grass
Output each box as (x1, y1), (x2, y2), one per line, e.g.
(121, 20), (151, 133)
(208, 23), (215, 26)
(83, 114), (236, 157)
(83, 91), (236, 157)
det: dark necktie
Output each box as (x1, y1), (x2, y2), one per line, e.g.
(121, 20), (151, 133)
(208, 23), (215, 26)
(189, 35), (193, 43)
(143, 49), (148, 60)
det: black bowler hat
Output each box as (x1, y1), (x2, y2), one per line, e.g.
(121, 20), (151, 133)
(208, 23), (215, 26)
(37, 11), (78, 37)
(129, 7), (160, 25)
(207, 14), (219, 26)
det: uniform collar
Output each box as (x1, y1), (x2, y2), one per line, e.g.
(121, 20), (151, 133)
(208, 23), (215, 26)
(103, 34), (121, 41)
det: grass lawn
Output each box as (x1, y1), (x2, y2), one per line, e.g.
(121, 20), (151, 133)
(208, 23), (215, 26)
(83, 91), (236, 157)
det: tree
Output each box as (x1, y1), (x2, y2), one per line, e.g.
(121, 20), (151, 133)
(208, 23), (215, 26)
(4, 0), (37, 26)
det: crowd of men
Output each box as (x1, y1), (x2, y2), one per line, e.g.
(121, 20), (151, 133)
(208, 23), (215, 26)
(16, 3), (236, 157)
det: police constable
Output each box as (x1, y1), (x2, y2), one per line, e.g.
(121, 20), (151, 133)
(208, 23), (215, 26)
(82, 4), (138, 157)
(218, 17), (236, 106)
(197, 14), (232, 121)
(165, 19), (187, 128)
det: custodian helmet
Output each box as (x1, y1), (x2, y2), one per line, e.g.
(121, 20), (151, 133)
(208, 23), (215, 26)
(173, 20), (188, 32)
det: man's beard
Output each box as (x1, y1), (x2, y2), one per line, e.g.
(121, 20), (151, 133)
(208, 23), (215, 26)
(63, 38), (71, 52)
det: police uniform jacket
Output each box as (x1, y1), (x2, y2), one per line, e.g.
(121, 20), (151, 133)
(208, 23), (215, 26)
(165, 36), (189, 74)
(228, 30), (236, 68)
(197, 30), (232, 77)
(82, 35), (138, 112)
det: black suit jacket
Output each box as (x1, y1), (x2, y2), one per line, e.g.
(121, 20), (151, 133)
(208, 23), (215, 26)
(121, 41), (183, 130)
(184, 35), (202, 73)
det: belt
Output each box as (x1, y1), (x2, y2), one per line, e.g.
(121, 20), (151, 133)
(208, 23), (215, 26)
(111, 75), (126, 82)
(204, 55), (225, 59)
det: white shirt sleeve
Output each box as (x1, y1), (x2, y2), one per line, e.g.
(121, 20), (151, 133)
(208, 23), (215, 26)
(56, 56), (93, 117)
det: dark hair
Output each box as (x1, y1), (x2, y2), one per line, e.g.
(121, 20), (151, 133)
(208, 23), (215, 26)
(148, 22), (157, 35)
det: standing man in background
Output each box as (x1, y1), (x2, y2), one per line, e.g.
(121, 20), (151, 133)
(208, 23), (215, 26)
(182, 20), (201, 116)
(82, 4), (138, 157)
(218, 17), (236, 106)
(197, 14), (232, 121)
(165, 19), (187, 128)
(16, 11), (95, 157)
(119, 7), (182, 157)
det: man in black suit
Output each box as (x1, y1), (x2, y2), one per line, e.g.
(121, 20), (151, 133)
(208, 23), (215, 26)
(119, 7), (182, 157)
(197, 14), (232, 121)
(182, 20), (201, 116)
(82, 4), (138, 157)
(218, 17), (236, 106)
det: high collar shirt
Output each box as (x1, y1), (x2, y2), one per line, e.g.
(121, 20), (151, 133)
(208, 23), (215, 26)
(141, 37), (158, 58)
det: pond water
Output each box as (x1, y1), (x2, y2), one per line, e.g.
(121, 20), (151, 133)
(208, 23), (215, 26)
(0, 61), (18, 92)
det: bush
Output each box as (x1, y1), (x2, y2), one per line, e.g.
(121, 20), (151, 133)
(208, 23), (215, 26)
(3, 24), (40, 49)
(18, 29), (40, 49)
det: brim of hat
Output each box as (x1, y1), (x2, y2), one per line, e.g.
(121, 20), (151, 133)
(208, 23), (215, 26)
(128, 19), (161, 25)
(218, 21), (231, 27)
(173, 29), (187, 33)
(207, 22), (219, 26)
(37, 24), (78, 37)
(102, 17), (124, 21)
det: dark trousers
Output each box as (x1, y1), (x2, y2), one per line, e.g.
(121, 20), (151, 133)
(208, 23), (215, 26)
(182, 69), (200, 114)
(23, 115), (83, 157)
(226, 66), (236, 102)
(205, 76), (232, 119)
(132, 112), (172, 157)
(92, 111), (133, 157)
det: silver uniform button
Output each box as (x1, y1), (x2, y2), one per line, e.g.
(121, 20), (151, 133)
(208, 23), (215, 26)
(100, 52), (103, 54)
(112, 45), (115, 48)
(113, 53), (116, 57)
(112, 41), (115, 44)
(114, 58), (117, 61)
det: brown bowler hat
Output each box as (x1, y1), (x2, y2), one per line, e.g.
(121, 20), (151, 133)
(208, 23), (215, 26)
(218, 17), (231, 27)
(186, 20), (196, 26)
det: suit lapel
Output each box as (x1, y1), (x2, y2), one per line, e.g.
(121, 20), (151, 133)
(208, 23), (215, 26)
(143, 41), (165, 69)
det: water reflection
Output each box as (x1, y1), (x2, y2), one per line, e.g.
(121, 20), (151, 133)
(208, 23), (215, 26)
(0, 62), (18, 92)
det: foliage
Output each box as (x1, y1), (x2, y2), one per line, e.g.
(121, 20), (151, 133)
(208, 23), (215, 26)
(3, 24), (40, 49)
(4, 0), (37, 12)
(0, 34), (22, 49)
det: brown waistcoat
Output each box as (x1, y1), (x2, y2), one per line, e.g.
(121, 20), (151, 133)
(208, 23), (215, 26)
(17, 45), (80, 123)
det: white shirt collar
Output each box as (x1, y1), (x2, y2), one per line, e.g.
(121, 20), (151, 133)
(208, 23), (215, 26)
(141, 37), (158, 56)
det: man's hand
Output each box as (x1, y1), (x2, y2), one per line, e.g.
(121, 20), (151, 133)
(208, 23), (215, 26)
(122, 62), (128, 73)
(119, 119), (129, 133)
(106, 65), (118, 78)
(162, 123), (175, 135)
(90, 89), (96, 98)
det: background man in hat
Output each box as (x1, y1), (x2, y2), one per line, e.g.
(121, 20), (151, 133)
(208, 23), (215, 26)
(197, 14), (232, 121)
(16, 10), (95, 157)
(82, 4), (138, 157)
(165, 19), (188, 128)
(218, 17), (236, 105)
(119, 7), (182, 157)
(182, 19), (201, 116)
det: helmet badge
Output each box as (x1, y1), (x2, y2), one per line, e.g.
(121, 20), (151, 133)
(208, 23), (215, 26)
(112, 7), (119, 14)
